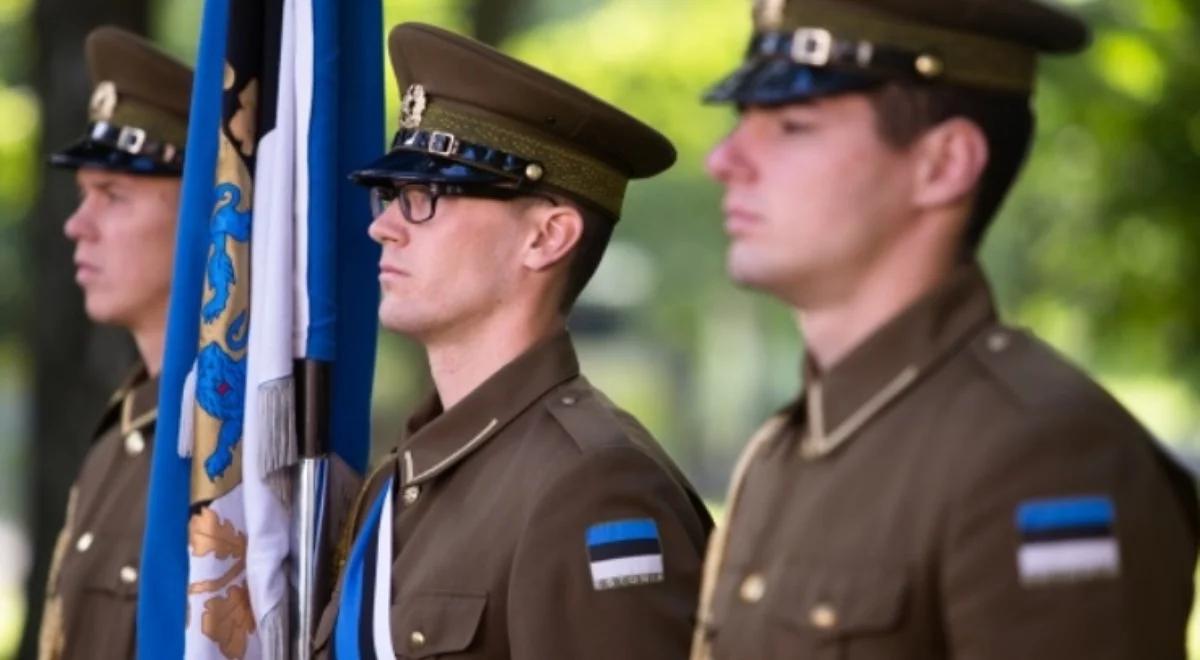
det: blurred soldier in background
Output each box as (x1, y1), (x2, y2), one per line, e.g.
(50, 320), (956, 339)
(37, 26), (189, 660)
(693, 0), (1199, 658)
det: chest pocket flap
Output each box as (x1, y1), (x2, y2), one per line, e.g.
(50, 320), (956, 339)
(773, 567), (908, 639)
(392, 591), (487, 657)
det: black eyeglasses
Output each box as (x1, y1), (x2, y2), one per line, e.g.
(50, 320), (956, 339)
(369, 182), (555, 223)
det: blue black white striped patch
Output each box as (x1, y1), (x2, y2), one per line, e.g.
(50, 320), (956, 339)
(586, 518), (664, 590)
(1015, 495), (1120, 586)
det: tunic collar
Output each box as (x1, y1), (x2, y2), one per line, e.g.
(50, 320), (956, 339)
(799, 263), (997, 458)
(398, 330), (580, 486)
(122, 368), (160, 434)
(99, 362), (159, 436)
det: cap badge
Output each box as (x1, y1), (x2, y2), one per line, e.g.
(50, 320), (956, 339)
(89, 81), (119, 122)
(753, 0), (785, 29)
(400, 84), (427, 129)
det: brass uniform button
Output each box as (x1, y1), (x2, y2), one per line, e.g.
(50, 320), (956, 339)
(809, 603), (838, 629)
(76, 532), (94, 553)
(409, 630), (426, 649)
(403, 486), (421, 506)
(914, 53), (944, 78)
(125, 430), (146, 456)
(119, 565), (139, 584)
(987, 331), (1010, 353)
(739, 573), (766, 603)
(524, 163), (544, 181)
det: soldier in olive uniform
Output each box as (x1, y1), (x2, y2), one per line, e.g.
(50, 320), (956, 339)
(693, 0), (1199, 658)
(311, 23), (712, 659)
(37, 27), (191, 660)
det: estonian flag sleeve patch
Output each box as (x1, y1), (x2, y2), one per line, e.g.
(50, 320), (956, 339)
(586, 518), (665, 591)
(1015, 495), (1120, 586)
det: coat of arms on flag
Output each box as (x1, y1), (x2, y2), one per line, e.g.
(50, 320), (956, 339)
(182, 12), (261, 654)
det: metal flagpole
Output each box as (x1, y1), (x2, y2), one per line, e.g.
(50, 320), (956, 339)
(294, 359), (332, 660)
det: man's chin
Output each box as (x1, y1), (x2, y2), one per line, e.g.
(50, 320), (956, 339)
(727, 256), (813, 305)
(83, 298), (124, 326)
(726, 252), (772, 291)
(378, 305), (429, 338)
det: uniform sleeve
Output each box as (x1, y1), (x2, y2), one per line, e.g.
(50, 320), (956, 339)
(940, 408), (1198, 660)
(507, 444), (709, 660)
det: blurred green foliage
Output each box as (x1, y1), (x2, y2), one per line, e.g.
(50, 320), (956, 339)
(989, 0), (1200, 443)
(0, 0), (35, 373)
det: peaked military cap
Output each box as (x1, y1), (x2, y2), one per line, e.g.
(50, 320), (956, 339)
(50, 26), (192, 176)
(351, 23), (677, 221)
(707, 0), (1090, 105)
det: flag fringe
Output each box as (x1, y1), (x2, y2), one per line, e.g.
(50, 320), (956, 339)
(177, 363), (198, 458)
(257, 376), (297, 507)
(259, 601), (289, 660)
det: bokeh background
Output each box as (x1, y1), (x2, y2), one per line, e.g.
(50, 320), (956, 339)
(1, 0), (1198, 656)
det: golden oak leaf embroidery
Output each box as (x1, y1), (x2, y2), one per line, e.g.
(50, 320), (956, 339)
(189, 506), (247, 562)
(188, 506), (248, 596)
(229, 78), (258, 157)
(188, 560), (245, 596)
(201, 583), (256, 660)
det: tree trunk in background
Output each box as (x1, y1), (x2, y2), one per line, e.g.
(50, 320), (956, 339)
(466, 0), (529, 45)
(18, 1), (148, 657)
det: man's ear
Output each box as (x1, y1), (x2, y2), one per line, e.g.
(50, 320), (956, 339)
(910, 117), (989, 211)
(522, 201), (584, 272)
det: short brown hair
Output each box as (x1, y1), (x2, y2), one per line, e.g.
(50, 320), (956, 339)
(558, 202), (614, 312)
(865, 82), (1035, 254)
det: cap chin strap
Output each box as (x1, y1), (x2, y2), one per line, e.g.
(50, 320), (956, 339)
(389, 128), (546, 184)
(86, 120), (184, 167)
(750, 28), (946, 82)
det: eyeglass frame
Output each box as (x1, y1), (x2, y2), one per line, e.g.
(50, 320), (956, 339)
(369, 181), (558, 224)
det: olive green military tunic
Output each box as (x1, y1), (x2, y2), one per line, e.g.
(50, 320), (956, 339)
(39, 366), (157, 660)
(693, 265), (1199, 659)
(315, 332), (713, 658)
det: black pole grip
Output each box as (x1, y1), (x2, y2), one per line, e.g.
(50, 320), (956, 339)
(295, 358), (332, 458)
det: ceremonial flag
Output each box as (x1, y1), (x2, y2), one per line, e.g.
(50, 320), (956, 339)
(138, 0), (383, 655)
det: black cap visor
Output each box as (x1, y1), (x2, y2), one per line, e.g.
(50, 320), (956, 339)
(704, 58), (883, 106)
(349, 149), (515, 188)
(49, 138), (182, 177)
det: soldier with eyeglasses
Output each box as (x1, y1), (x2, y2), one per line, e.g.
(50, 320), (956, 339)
(311, 23), (712, 659)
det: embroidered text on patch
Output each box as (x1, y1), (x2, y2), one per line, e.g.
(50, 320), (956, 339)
(586, 518), (664, 590)
(1015, 495), (1120, 586)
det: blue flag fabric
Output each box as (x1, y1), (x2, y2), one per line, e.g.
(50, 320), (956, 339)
(319, 0), (383, 472)
(137, 0), (230, 655)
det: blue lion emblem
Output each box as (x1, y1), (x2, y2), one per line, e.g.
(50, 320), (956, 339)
(203, 183), (252, 323)
(197, 312), (248, 479)
(197, 181), (252, 481)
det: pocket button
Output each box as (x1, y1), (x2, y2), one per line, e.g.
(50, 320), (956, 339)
(119, 565), (139, 585)
(809, 603), (838, 630)
(739, 573), (766, 604)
